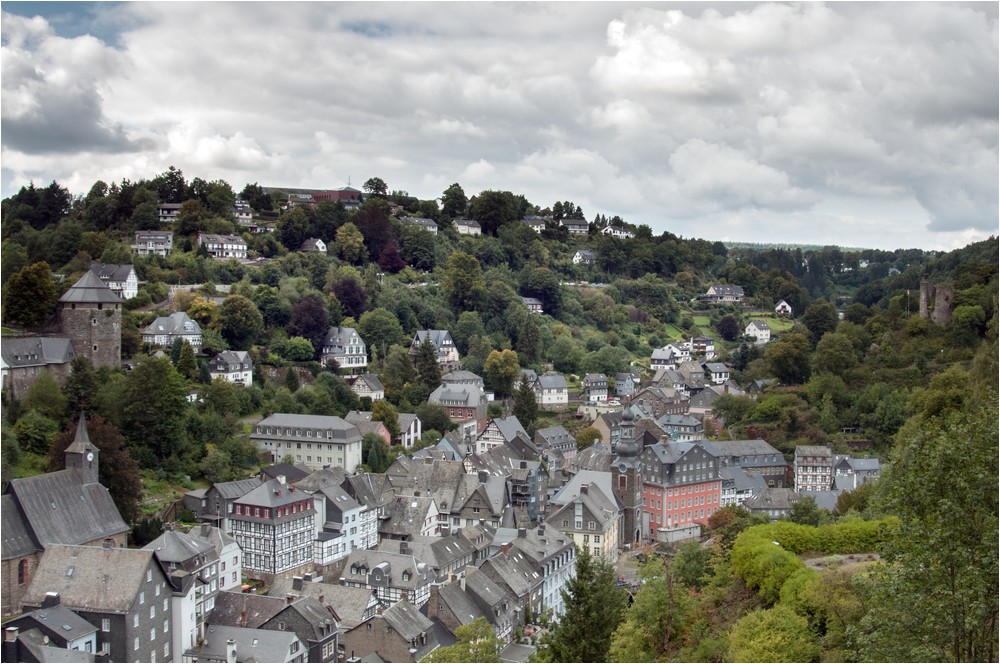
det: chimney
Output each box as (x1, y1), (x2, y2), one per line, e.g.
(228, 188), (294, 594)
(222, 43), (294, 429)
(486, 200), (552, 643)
(477, 471), (488, 483)
(226, 638), (237, 664)
(41, 592), (60, 608)
(399, 542), (409, 555)
(277, 475), (286, 486)
(292, 576), (303, 591)
(500, 543), (511, 557)
(318, 594), (325, 604)
(580, 485), (589, 495)
(537, 526), (545, 536)
(286, 594), (295, 604)
(303, 572), (313, 582)
(520, 460), (527, 469)
(5, 627), (18, 642)
(517, 528), (527, 538)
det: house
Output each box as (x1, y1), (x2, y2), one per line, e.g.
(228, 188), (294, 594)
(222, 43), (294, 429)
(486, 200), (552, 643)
(601, 224), (634, 239)
(251, 413), (364, 472)
(534, 425), (576, 455)
(397, 413), (421, 448)
(655, 414), (704, 442)
(719, 466), (768, 508)
(581, 374), (609, 402)
(257, 596), (339, 663)
(632, 386), (688, 420)
(340, 550), (435, 609)
(697, 439), (787, 488)
(186, 523), (243, 592)
(702, 284), (745, 303)
(196, 233), (248, 260)
(184, 623), (308, 663)
(522, 216), (549, 233)
(0, 336), (76, 401)
(532, 372), (568, 408)
(649, 346), (677, 371)
(88, 263), (138, 300)
(341, 600), (437, 663)
(186, 477), (262, 531)
(745, 320), (772, 344)
(744, 487), (802, 520)
(794, 445), (834, 492)
(690, 335), (716, 358)
(2, 416), (129, 617)
(475, 416), (529, 456)
(345, 411), (393, 446)
(346, 373), (385, 402)
(232, 199), (254, 227)
(300, 237), (327, 253)
(489, 524), (576, 617)
(441, 369), (485, 390)
(454, 219), (481, 236)
(230, 474), (318, 578)
(209, 350), (253, 386)
(832, 455), (881, 490)
(559, 219), (588, 235)
(381, 495), (440, 540)
(377, 534), (477, 583)
(428, 383), (488, 436)
(641, 441), (722, 537)
(142, 311), (202, 352)
(410, 330), (460, 370)
(295, 468), (379, 564)
(321, 326), (367, 373)
(775, 300), (793, 317)
(270, 576), (383, 631)
(2, 598), (99, 660)
(20, 545), (174, 663)
(546, 483), (620, 563)
(132, 230), (174, 256)
(572, 249), (594, 265)
(402, 216), (438, 235)
(702, 362), (731, 385)
(158, 203), (182, 225)
(613, 371), (642, 399)
(521, 297), (543, 314)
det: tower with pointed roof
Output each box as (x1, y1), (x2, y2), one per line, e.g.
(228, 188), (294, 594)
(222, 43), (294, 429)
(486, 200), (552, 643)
(611, 407), (644, 546)
(58, 271), (122, 368)
(64, 413), (99, 485)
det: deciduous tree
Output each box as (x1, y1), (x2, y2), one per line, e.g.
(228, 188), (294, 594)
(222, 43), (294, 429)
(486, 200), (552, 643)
(219, 294), (264, 350)
(3, 261), (57, 327)
(422, 617), (500, 663)
(484, 349), (520, 399)
(727, 606), (820, 663)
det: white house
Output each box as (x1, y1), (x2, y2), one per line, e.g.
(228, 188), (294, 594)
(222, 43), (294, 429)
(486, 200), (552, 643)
(251, 413), (364, 472)
(196, 233), (248, 260)
(775, 300), (793, 317)
(158, 203), (182, 225)
(522, 297), (543, 314)
(403, 216), (439, 235)
(209, 350), (253, 386)
(410, 330), (460, 370)
(454, 219), (482, 236)
(601, 224), (634, 239)
(560, 219), (589, 235)
(745, 320), (772, 344)
(143, 311), (202, 351)
(572, 249), (594, 265)
(398, 413), (422, 448)
(133, 230), (173, 256)
(322, 326), (368, 373)
(650, 346), (677, 371)
(582, 374), (609, 402)
(300, 237), (327, 253)
(348, 373), (384, 401)
(534, 372), (569, 407)
(89, 263), (138, 300)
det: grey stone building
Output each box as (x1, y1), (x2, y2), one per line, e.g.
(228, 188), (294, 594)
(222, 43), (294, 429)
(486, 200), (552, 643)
(57, 271), (122, 368)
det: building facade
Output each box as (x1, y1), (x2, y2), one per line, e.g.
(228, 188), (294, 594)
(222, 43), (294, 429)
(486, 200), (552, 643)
(252, 414), (364, 472)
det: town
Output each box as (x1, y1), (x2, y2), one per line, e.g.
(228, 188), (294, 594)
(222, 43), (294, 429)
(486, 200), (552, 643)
(1, 174), (996, 663)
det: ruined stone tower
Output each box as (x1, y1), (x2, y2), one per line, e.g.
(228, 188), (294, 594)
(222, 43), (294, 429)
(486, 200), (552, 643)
(58, 271), (122, 368)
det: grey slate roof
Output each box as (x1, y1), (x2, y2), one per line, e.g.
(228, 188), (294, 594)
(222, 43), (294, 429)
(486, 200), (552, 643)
(493, 416), (528, 443)
(534, 425), (575, 452)
(257, 413), (361, 440)
(15, 604), (99, 643)
(429, 383), (483, 407)
(341, 550), (435, 591)
(21, 545), (156, 613)
(437, 582), (486, 626)
(88, 263), (134, 283)
(719, 466), (768, 493)
(143, 311), (201, 336)
(260, 463), (312, 483)
(4, 470), (128, 548)
(382, 600), (433, 641)
(321, 584), (381, 629)
(210, 590), (286, 628)
(381, 495), (437, 537)
(211, 477), (263, 500)
(0, 337), (76, 368)
(142, 528), (216, 566)
(237, 477), (315, 509)
(58, 271), (121, 304)
(1, 493), (39, 560)
(550, 470), (618, 508)
(195, 624), (300, 663)
(15, 628), (96, 663)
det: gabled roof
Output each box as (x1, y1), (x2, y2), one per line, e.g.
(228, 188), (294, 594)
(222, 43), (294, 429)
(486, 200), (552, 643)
(550, 470), (618, 508)
(143, 311), (201, 336)
(197, 233), (247, 245)
(536, 373), (567, 390)
(58, 271), (122, 304)
(208, 477), (263, 500)
(22, 545), (158, 613)
(454, 219), (481, 229)
(88, 263), (135, 283)
(15, 604), (99, 643)
(4, 470), (128, 547)
(437, 582), (485, 625)
(194, 624), (300, 663)
(0, 337), (75, 368)
(142, 528), (216, 566)
(383, 600), (434, 641)
(746, 320), (771, 331)
(719, 466), (768, 493)
(341, 549), (434, 589)
(210, 590), (287, 628)
(323, 326), (364, 348)
(350, 373), (385, 392)
(414, 329), (455, 349)
(380, 495), (438, 537)
(260, 463), (312, 483)
(429, 383), (483, 408)
(1, 494), (39, 560)
(697, 438), (783, 460)
(236, 478), (313, 509)
(210, 350), (251, 369)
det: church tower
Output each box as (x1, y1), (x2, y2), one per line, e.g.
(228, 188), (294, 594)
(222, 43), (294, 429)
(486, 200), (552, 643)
(65, 413), (99, 485)
(58, 271), (122, 368)
(612, 407), (644, 546)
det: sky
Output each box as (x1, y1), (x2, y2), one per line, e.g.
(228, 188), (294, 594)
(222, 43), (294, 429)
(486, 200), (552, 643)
(1, 1), (997, 251)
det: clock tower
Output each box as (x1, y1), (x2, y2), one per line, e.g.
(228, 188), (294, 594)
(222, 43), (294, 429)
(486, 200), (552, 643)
(65, 413), (99, 485)
(612, 407), (644, 547)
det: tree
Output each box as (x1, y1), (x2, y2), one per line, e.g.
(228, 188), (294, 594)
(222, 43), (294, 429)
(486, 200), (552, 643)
(371, 400), (401, 441)
(286, 294), (330, 357)
(382, 345), (417, 402)
(378, 242), (406, 273)
(284, 367), (301, 393)
(13, 410), (60, 455)
(811, 331), (858, 377)
(363, 177), (388, 198)
(440, 182), (468, 220)
(860, 396), (998, 662)
(540, 545), (628, 663)
(575, 427), (601, 451)
(451, 311), (486, 356)
(608, 558), (692, 662)
(21, 369), (67, 421)
(787, 495), (829, 527)
(442, 252), (486, 313)
(219, 295), (264, 350)
(801, 300), (838, 346)
(716, 314), (741, 341)
(3, 262), (57, 327)
(200, 447), (233, 484)
(764, 331), (812, 384)
(415, 338), (442, 396)
(671, 540), (711, 590)
(484, 349), (520, 399)
(423, 616), (501, 663)
(120, 355), (188, 466)
(336, 222), (366, 264)
(283, 336), (315, 361)
(48, 414), (143, 524)
(467, 189), (518, 235)
(64, 356), (97, 415)
(362, 432), (390, 472)
(512, 375), (538, 437)
(520, 267), (563, 316)
(727, 606), (821, 663)
(175, 340), (198, 379)
(333, 277), (367, 320)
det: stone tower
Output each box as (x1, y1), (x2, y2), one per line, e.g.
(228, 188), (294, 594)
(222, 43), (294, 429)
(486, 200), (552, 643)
(65, 413), (99, 485)
(58, 271), (122, 368)
(612, 407), (644, 547)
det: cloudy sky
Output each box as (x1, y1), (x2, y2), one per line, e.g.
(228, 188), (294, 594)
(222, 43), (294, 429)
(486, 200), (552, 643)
(2, 1), (997, 250)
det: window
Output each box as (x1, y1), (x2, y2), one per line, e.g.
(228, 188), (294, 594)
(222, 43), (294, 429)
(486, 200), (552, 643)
(140, 591), (145, 604)
(151, 628), (156, 640)
(164, 643), (170, 658)
(147, 569), (152, 583)
(133, 614), (139, 627)
(163, 599), (168, 611)
(134, 637), (140, 651)
(102, 619), (110, 632)
(17, 559), (28, 585)
(150, 605), (155, 619)
(164, 620), (169, 633)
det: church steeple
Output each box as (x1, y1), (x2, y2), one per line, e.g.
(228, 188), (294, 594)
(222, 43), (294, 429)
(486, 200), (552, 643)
(65, 413), (99, 485)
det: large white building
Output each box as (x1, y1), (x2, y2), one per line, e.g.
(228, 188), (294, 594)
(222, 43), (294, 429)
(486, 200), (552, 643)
(321, 326), (368, 373)
(251, 413), (363, 471)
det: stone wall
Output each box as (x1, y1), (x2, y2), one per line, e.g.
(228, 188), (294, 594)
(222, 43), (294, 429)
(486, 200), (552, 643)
(59, 303), (121, 368)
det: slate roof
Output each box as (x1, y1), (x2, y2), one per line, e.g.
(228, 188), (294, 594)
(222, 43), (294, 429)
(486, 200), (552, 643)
(194, 624), (300, 663)
(341, 550), (434, 590)
(454, 219), (481, 229)
(210, 477), (263, 500)
(294, 466), (351, 493)
(58, 271), (121, 304)
(437, 582), (484, 625)
(429, 383), (483, 408)
(88, 263), (134, 283)
(197, 233), (247, 246)
(276, 596), (337, 641)
(210, 590), (287, 628)
(549, 483), (618, 530)
(344, 472), (396, 511)
(382, 600), (434, 641)
(143, 311), (201, 336)
(413, 330), (455, 353)
(350, 373), (385, 392)
(276, 581), (377, 630)
(323, 326), (363, 350)
(15, 604), (99, 643)
(1, 337), (76, 369)
(260, 463), (312, 483)
(21, 545), (157, 613)
(1, 494), (39, 560)
(4, 470), (128, 548)
(796, 445), (833, 458)
(236, 477), (314, 510)
(744, 488), (800, 511)
(746, 320), (771, 331)
(550, 470), (618, 508)
(210, 350), (251, 371)
(536, 373), (567, 390)
(441, 369), (483, 385)
(256, 414), (360, 440)
(719, 466), (768, 493)
(569, 444), (612, 474)
(493, 416), (527, 443)
(142, 528), (216, 566)
(697, 439), (784, 462)
(13, 628), (96, 663)
(534, 425), (575, 452)
(377, 534), (475, 577)
(381, 495), (437, 537)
